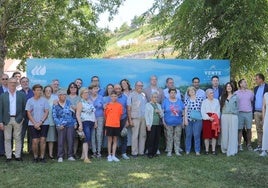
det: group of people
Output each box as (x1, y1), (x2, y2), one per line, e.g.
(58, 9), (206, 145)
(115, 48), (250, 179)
(0, 71), (268, 164)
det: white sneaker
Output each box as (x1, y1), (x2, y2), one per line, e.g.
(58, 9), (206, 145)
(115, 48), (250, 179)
(239, 145), (243, 151)
(179, 147), (183, 152)
(175, 152), (181, 156)
(167, 152), (172, 157)
(58, 157), (63, 163)
(112, 155), (120, 162)
(122, 153), (130, 160)
(68, 157), (76, 161)
(254, 146), (262, 152)
(260, 151), (267, 157)
(156, 150), (161, 155)
(107, 155), (113, 162)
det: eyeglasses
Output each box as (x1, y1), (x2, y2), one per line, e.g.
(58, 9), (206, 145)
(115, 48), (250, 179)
(2, 78), (8, 80)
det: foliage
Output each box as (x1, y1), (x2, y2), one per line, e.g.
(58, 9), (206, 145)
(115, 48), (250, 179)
(150, 0), (268, 79)
(0, 0), (125, 74)
(130, 15), (146, 29)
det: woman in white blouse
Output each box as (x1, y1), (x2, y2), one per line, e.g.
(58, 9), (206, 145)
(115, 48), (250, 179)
(201, 89), (220, 155)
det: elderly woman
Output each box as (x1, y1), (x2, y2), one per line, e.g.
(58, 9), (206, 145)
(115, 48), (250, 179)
(184, 86), (203, 155)
(88, 84), (104, 158)
(44, 85), (58, 160)
(201, 89), (221, 155)
(145, 92), (163, 158)
(76, 88), (97, 163)
(52, 89), (77, 162)
(162, 88), (185, 157)
(220, 82), (239, 156)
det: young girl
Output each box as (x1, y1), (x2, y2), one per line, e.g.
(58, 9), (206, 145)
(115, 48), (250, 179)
(105, 91), (123, 162)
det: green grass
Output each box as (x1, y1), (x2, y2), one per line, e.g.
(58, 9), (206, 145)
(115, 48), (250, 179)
(0, 149), (267, 188)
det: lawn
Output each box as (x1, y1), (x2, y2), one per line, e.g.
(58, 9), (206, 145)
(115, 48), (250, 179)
(0, 147), (267, 188)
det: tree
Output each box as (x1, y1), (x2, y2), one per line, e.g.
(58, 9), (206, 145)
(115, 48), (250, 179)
(119, 22), (130, 32)
(130, 15), (145, 29)
(150, 0), (268, 79)
(0, 0), (125, 74)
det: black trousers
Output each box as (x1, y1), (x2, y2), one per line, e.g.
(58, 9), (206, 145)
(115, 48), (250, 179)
(147, 125), (161, 156)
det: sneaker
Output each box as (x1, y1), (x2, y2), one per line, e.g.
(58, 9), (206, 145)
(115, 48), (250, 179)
(39, 158), (47, 163)
(254, 146), (262, 152)
(92, 152), (97, 158)
(122, 153), (130, 160)
(84, 158), (91, 163)
(156, 150), (161, 155)
(247, 145), (253, 151)
(260, 151), (267, 157)
(196, 152), (200, 156)
(239, 144), (243, 151)
(167, 152), (172, 157)
(96, 152), (102, 158)
(186, 152), (190, 155)
(179, 147), (183, 152)
(68, 157), (76, 161)
(112, 155), (120, 162)
(58, 157), (63, 163)
(107, 155), (113, 162)
(175, 152), (181, 156)
(33, 158), (38, 163)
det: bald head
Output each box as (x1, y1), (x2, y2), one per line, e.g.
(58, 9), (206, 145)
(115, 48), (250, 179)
(114, 84), (122, 95)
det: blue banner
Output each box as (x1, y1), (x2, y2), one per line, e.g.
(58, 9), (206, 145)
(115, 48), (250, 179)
(26, 58), (230, 90)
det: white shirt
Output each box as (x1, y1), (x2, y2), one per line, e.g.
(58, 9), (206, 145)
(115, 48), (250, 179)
(9, 91), (17, 116)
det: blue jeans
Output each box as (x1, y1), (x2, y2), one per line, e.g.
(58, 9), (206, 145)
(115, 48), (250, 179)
(185, 120), (202, 153)
(82, 121), (94, 143)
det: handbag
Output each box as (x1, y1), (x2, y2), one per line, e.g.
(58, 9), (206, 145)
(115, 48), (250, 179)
(190, 110), (202, 120)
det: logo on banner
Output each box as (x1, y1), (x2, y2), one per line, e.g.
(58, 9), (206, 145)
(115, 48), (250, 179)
(31, 66), (46, 76)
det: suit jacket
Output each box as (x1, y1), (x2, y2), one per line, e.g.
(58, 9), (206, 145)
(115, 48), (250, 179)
(0, 86), (5, 95)
(253, 83), (268, 112)
(0, 91), (26, 125)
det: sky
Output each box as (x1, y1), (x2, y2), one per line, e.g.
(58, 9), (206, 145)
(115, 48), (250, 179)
(97, 0), (155, 31)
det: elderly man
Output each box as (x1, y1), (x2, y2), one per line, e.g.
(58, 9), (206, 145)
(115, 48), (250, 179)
(0, 73), (9, 156)
(0, 78), (26, 162)
(127, 81), (147, 157)
(163, 78), (181, 100)
(144, 75), (164, 104)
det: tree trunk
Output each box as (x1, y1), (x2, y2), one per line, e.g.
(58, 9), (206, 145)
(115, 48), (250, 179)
(0, 33), (7, 76)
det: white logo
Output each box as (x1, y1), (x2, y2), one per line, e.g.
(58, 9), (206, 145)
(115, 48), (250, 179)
(31, 66), (46, 76)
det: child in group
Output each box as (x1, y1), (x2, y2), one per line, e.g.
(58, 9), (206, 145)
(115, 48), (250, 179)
(105, 91), (123, 162)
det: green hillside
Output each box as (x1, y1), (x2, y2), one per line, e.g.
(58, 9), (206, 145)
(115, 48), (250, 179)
(97, 25), (178, 59)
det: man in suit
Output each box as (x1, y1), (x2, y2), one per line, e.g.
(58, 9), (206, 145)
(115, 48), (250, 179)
(210, 75), (223, 99)
(0, 78), (26, 162)
(0, 73), (9, 156)
(253, 73), (268, 151)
